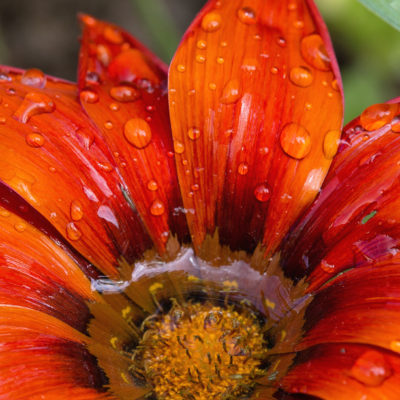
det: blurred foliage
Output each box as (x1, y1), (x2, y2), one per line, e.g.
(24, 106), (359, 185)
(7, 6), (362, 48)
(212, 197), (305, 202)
(355, 0), (400, 32)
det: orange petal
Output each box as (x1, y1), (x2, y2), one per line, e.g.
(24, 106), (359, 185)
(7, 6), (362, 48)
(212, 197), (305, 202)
(168, 0), (343, 252)
(0, 67), (152, 277)
(282, 344), (400, 399)
(282, 100), (400, 290)
(78, 15), (188, 253)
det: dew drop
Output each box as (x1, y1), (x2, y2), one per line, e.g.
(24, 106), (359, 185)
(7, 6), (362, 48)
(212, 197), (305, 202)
(109, 85), (140, 102)
(174, 141), (185, 154)
(216, 57), (224, 64)
(350, 350), (392, 387)
(220, 79), (241, 104)
(104, 121), (113, 130)
(289, 66), (313, 87)
(197, 40), (207, 49)
(188, 127), (201, 140)
(80, 89), (99, 104)
(390, 340), (400, 353)
(70, 200), (84, 221)
(195, 55), (206, 63)
(124, 118), (152, 149)
(0, 116), (5, 124)
(301, 34), (331, 71)
(66, 222), (82, 241)
(97, 161), (113, 172)
(320, 259), (335, 273)
(360, 103), (397, 131)
(331, 79), (340, 91)
(270, 66), (279, 75)
(0, 73), (11, 82)
(201, 11), (222, 32)
(208, 82), (217, 90)
(323, 130), (341, 159)
(0, 208), (10, 217)
(237, 7), (256, 24)
(220, 41), (228, 47)
(150, 199), (165, 216)
(96, 44), (111, 66)
(277, 37), (287, 47)
(280, 123), (311, 159)
(147, 180), (158, 191)
(177, 64), (186, 73)
(103, 26), (124, 44)
(238, 162), (249, 175)
(242, 58), (259, 71)
(109, 102), (120, 112)
(191, 183), (199, 191)
(21, 68), (46, 89)
(391, 116), (400, 133)
(26, 132), (45, 148)
(288, 1), (298, 10)
(14, 92), (55, 123)
(254, 183), (271, 202)
(14, 222), (26, 232)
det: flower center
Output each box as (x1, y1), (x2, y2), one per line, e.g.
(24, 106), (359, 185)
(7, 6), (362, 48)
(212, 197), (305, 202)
(132, 301), (267, 399)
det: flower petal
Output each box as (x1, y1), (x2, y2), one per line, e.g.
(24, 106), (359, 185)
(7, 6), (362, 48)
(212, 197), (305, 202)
(168, 0), (343, 252)
(0, 67), (152, 276)
(282, 100), (400, 289)
(282, 344), (400, 399)
(77, 16), (188, 253)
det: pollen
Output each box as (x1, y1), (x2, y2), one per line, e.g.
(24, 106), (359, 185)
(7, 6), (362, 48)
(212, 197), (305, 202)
(132, 301), (267, 399)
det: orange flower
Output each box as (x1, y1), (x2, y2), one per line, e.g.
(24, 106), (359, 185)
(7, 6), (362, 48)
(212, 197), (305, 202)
(0, 1), (399, 399)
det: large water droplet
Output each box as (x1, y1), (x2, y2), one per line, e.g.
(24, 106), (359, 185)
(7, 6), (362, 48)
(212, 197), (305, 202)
(25, 132), (45, 148)
(150, 199), (165, 216)
(147, 180), (158, 191)
(201, 11), (222, 32)
(301, 34), (331, 71)
(21, 69), (46, 89)
(237, 7), (256, 24)
(322, 130), (340, 159)
(280, 123), (311, 159)
(254, 183), (271, 202)
(124, 118), (152, 149)
(70, 200), (84, 221)
(289, 66), (313, 87)
(14, 92), (55, 123)
(188, 127), (201, 140)
(109, 85), (140, 102)
(237, 162), (249, 175)
(220, 79), (241, 104)
(360, 103), (397, 131)
(80, 89), (99, 104)
(350, 350), (392, 387)
(66, 222), (82, 241)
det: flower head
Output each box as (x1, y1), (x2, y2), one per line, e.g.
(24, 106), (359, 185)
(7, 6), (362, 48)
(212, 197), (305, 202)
(0, 0), (400, 399)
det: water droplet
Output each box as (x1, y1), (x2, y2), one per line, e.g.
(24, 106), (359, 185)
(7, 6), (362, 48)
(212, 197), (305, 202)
(208, 82), (217, 90)
(237, 7), (256, 24)
(103, 26), (124, 44)
(201, 11), (222, 32)
(85, 71), (100, 85)
(124, 118), (152, 149)
(188, 127), (201, 140)
(191, 183), (199, 191)
(174, 141), (185, 154)
(216, 56), (224, 64)
(80, 89), (99, 104)
(242, 58), (259, 71)
(301, 34), (331, 71)
(96, 44), (111, 66)
(289, 66), (313, 87)
(109, 102), (120, 112)
(0, 207), (10, 217)
(305, 102), (312, 111)
(66, 222), (82, 241)
(97, 161), (113, 172)
(390, 340), (400, 352)
(150, 199), (165, 216)
(177, 64), (186, 73)
(14, 222), (26, 232)
(0, 117), (5, 124)
(195, 55), (206, 63)
(323, 130), (341, 159)
(331, 79), (340, 91)
(350, 350), (392, 387)
(0, 73), (11, 82)
(254, 183), (271, 202)
(238, 162), (249, 175)
(221, 79), (241, 104)
(277, 37), (287, 47)
(280, 123), (311, 159)
(104, 121), (113, 130)
(391, 115), (400, 133)
(147, 180), (158, 191)
(320, 259), (335, 273)
(270, 66), (279, 75)
(81, 14), (96, 27)
(293, 20), (304, 29)
(109, 85), (140, 102)
(14, 92), (55, 123)
(197, 40), (207, 49)
(220, 41), (228, 47)
(360, 103), (397, 131)
(21, 68), (46, 88)
(70, 200), (83, 221)
(26, 132), (45, 148)
(288, 1), (298, 11)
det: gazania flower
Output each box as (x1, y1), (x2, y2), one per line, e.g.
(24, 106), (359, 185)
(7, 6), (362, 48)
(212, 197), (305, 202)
(1, 0), (400, 398)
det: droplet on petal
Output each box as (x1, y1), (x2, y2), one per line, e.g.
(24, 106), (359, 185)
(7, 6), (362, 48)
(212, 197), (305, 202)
(237, 7), (256, 24)
(289, 66), (313, 87)
(391, 116), (400, 133)
(25, 132), (45, 148)
(96, 44), (112, 66)
(238, 162), (249, 175)
(280, 123), (311, 159)
(14, 92), (55, 123)
(80, 89), (99, 104)
(21, 68), (46, 89)
(188, 127), (201, 140)
(109, 85), (140, 102)
(360, 103), (397, 131)
(197, 40), (207, 49)
(254, 183), (271, 202)
(147, 180), (158, 191)
(301, 34), (331, 71)
(124, 118), (152, 149)
(66, 222), (82, 241)
(323, 130), (341, 159)
(103, 26), (124, 44)
(350, 350), (392, 387)
(14, 222), (26, 232)
(150, 199), (165, 216)
(201, 11), (222, 32)
(220, 79), (241, 104)
(174, 141), (185, 154)
(70, 200), (84, 221)
(320, 259), (335, 273)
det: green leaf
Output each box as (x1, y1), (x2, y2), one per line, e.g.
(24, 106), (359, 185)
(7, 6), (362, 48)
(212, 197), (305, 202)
(357, 0), (400, 31)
